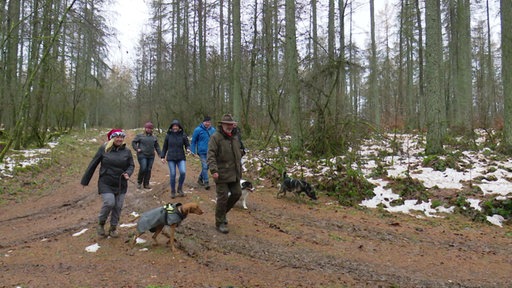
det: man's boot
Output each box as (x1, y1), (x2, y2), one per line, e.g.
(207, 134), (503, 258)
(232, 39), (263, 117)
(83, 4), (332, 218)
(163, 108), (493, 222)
(216, 223), (229, 234)
(97, 221), (106, 237)
(178, 187), (185, 197)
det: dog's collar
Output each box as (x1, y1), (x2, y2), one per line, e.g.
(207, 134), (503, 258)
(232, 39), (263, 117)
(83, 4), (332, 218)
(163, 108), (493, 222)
(176, 206), (185, 219)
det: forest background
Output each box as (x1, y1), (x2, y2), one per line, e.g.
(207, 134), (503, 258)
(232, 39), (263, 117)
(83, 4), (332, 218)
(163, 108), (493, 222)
(1, 0), (512, 159)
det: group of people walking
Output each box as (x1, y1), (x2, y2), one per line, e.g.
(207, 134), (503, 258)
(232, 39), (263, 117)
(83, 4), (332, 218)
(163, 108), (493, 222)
(80, 114), (245, 238)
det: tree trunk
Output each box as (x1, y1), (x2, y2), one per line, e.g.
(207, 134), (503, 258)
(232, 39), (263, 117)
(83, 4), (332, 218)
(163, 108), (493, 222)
(369, 0), (380, 128)
(328, 0), (335, 59)
(4, 0), (21, 129)
(425, 0), (444, 154)
(451, 0), (472, 132)
(198, 0), (207, 113)
(285, 0), (302, 153)
(232, 0), (242, 119)
(415, 0), (425, 130)
(485, 0), (497, 126)
(263, 0), (279, 140)
(337, 0), (347, 120)
(311, 0), (318, 65)
(501, 0), (512, 149)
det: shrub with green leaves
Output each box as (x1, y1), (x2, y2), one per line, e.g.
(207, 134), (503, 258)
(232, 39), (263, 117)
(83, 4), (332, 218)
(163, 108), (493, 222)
(481, 198), (512, 220)
(326, 168), (375, 207)
(449, 195), (488, 222)
(385, 176), (430, 204)
(422, 154), (460, 172)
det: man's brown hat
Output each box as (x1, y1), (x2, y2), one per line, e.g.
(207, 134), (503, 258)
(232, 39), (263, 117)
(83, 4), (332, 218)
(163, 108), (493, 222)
(219, 114), (237, 124)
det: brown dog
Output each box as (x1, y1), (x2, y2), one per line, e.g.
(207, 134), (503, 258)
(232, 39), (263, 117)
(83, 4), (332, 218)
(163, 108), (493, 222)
(132, 202), (203, 252)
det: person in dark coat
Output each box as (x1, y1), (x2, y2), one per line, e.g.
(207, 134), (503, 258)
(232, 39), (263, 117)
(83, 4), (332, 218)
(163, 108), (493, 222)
(161, 120), (190, 199)
(132, 121), (161, 189)
(190, 116), (216, 190)
(81, 129), (135, 238)
(207, 114), (243, 234)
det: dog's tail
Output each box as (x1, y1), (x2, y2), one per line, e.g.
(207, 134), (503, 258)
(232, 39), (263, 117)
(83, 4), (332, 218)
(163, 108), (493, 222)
(282, 171), (288, 179)
(131, 212), (141, 221)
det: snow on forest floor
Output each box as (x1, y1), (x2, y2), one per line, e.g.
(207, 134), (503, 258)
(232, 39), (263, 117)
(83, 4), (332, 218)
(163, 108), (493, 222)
(244, 130), (512, 227)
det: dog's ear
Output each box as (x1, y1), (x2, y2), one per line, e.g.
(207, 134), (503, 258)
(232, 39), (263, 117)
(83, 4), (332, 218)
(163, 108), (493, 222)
(186, 203), (203, 215)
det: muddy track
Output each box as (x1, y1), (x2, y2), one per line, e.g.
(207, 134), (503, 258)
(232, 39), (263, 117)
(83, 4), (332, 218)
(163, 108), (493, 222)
(0, 189), (98, 248)
(1, 132), (511, 288)
(174, 200), (501, 288)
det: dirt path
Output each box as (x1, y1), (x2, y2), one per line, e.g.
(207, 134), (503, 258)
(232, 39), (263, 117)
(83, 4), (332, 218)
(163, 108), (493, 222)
(1, 132), (511, 288)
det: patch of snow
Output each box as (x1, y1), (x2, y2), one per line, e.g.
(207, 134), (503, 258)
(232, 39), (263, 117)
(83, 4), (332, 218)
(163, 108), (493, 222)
(72, 229), (88, 237)
(0, 147), (54, 178)
(85, 243), (100, 253)
(478, 178), (512, 196)
(486, 215), (505, 227)
(250, 131), (511, 226)
(467, 198), (482, 211)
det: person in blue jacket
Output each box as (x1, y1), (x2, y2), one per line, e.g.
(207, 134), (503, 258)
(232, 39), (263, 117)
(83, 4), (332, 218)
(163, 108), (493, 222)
(161, 120), (190, 199)
(190, 116), (216, 190)
(81, 129), (134, 238)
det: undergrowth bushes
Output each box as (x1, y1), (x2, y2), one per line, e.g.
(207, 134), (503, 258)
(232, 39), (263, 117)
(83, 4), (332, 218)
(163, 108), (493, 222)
(249, 128), (511, 226)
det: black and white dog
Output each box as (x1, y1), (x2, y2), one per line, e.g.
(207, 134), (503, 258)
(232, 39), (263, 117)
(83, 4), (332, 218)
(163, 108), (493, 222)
(239, 180), (255, 209)
(226, 180), (255, 209)
(277, 172), (317, 200)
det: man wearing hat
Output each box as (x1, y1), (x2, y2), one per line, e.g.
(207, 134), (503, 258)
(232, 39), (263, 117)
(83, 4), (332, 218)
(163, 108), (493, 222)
(132, 122), (162, 189)
(191, 116), (216, 190)
(207, 114), (243, 233)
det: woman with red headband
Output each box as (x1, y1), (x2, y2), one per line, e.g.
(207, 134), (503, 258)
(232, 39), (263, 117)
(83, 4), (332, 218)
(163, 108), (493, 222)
(81, 129), (135, 238)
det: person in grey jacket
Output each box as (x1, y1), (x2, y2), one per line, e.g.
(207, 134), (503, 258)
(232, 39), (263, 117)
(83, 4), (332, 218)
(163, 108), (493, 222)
(132, 121), (161, 189)
(161, 119), (191, 198)
(207, 114), (243, 234)
(81, 129), (135, 238)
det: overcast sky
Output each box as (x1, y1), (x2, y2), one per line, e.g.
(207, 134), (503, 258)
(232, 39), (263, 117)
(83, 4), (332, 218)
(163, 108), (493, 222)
(107, 0), (150, 66)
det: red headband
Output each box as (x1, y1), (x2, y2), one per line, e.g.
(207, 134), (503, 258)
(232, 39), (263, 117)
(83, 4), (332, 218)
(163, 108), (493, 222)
(107, 129), (125, 140)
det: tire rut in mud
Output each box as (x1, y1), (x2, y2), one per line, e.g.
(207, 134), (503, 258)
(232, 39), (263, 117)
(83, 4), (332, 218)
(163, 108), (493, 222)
(169, 202), (473, 288)
(0, 192), (97, 248)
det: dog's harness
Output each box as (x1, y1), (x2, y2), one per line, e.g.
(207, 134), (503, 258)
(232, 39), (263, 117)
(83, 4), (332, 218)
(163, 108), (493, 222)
(163, 203), (185, 226)
(289, 179), (301, 187)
